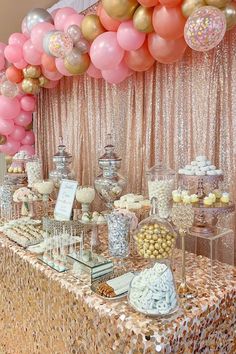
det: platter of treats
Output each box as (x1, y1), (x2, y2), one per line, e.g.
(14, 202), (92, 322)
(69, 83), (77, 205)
(80, 211), (107, 225)
(114, 193), (151, 211)
(91, 271), (135, 300)
(178, 155), (223, 177)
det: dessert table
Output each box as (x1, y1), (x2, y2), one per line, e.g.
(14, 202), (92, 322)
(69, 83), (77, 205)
(0, 233), (235, 354)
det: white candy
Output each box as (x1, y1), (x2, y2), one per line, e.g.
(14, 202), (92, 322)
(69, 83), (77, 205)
(197, 161), (207, 167)
(196, 155), (207, 162)
(200, 166), (210, 172)
(148, 179), (174, 219)
(215, 169), (223, 175)
(185, 165), (192, 170)
(190, 161), (198, 166)
(195, 171), (206, 176)
(207, 170), (217, 175)
(209, 165), (216, 170)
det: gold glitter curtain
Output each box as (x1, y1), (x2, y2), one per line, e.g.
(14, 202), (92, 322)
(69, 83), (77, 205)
(36, 29), (236, 207)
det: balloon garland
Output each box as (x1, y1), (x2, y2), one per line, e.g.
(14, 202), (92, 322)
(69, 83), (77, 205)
(0, 0), (235, 156)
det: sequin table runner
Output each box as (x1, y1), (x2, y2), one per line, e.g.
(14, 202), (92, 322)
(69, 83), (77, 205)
(0, 233), (235, 354)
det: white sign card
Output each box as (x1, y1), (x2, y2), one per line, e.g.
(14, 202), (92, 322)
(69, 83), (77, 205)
(54, 179), (78, 221)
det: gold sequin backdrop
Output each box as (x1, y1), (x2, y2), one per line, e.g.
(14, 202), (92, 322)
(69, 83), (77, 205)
(36, 30), (236, 218)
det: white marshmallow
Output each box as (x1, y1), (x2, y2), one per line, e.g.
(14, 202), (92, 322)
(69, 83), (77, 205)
(209, 165), (216, 170)
(196, 155), (207, 162)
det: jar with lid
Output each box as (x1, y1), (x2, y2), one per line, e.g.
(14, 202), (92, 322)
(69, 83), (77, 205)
(49, 137), (74, 188)
(26, 156), (42, 188)
(94, 143), (126, 209)
(147, 162), (176, 219)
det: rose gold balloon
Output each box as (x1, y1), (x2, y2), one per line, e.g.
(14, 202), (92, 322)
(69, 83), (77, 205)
(222, 2), (236, 30)
(23, 65), (41, 79)
(182, 0), (206, 18)
(64, 53), (90, 75)
(81, 14), (105, 42)
(124, 41), (155, 71)
(133, 6), (154, 33)
(102, 0), (139, 21)
(0, 134), (7, 145)
(22, 78), (40, 94)
(38, 75), (49, 87)
(205, 0), (230, 8)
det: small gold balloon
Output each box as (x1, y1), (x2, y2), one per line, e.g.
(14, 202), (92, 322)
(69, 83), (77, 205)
(38, 75), (49, 87)
(102, 0), (139, 21)
(81, 14), (105, 42)
(0, 135), (7, 145)
(222, 3), (236, 30)
(64, 53), (90, 75)
(133, 6), (154, 33)
(22, 78), (40, 95)
(182, 0), (206, 18)
(205, 0), (229, 9)
(23, 65), (41, 79)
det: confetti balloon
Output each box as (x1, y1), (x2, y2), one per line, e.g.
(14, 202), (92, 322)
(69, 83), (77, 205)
(48, 31), (73, 58)
(184, 6), (226, 51)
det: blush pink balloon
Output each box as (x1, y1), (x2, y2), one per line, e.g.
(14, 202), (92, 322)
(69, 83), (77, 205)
(117, 21), (146, 51)
(0, 96), (21, 119)
(51, 9), (59, 19)
(54, 7), (77, 30)
(102, 60), (131, 84)
(19, 144), (35, 156)
(14, 58), (28, 69)
(20, 95), (36, 112)
(0, 56), (5, 70)
(44, 80), (60, 89)
(152, 5), (186, 40)
(0, 43), (6, 56)
(55, 58), (73, 76)
(99, 7), (121, 31)
(8, 33), (28, 46)
(148, 33), (187, 62)
(14, 110), (32, 127)
(0, 137), (20, 155)
(87, 63), (102, 79)
(21, 130), (35, 145)
(64, 14), (84, 31)
(9, 125), (26, 141)
(42, 68), (63, 81)
(90, 32), (124, 70)
(4, 45), (23, 63)
(23, 40), (42, 65)
(21, 17), (30, 37)
(31, 22), (55, 52)
(0, 118), (15, 135)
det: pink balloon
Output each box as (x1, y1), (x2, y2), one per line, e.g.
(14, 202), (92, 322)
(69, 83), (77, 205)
(14, 59), (28, 69)
(0, 96), (21, 119)
(20, 95), (36, 112)
(14, 110), (32, 127)
(148, 33), (187, 62)
(55, 58), (73, 76)
(42, 68), (63, 81)
(0, 118), (15, 135)
(4, 45), (23, 63)
(54, 7), (77, 30)
(31, 22), (55, 52)
(21, 17), (30, 37)
(90, 32), (124, 70)
(21, 130), (35, 145)
(0, 137), (20, 155)
(9, 33), (28, 46)
(23, 40), (42, 65)
(19, 144), (35, 156)
(0, 43), (6, 56)
(87, 63), (102, 79)
(64, 13), (84, 31)
(0, 56), (5, 71)
(117, 21), (146, 51)
(9, 125), (26, 141)
(51, 9), (59, 19)
(44, 80), (60, 89)
(102, 60), (131, 84)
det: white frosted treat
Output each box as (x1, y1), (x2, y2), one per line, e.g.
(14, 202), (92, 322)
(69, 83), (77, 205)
(182, 195), (191, 204)
(97, 215), (106, 224)
(81, 212), (91, 223)
(184, 170), (195, 175)
(126, 202), (142, 210)
(92, 214), (99, 222)
(36, 181), (54, 195)
(185, 165), (192, 170)
(196, 171), (206, 176)
(135, 195), (144, 201)
(126, 196), (136, 203)
(120, 195), (128, 202)
(206, 160), (211, 166)
(114, 200), (121, 208)
(76, 187), (95, 204)
(200, 166), (210, 172)
(181, 190), (189, 197)
(209, 165), (216, 170)
(207, 170), (217, 175)
(215, 169), (223, 175)
(140, 199), (151, 207)
(190, 194), (199, 203)
(196, 155), (207, 162)
(208, 193), (216, 203)
(191, 161), (197, 166)
(197, 161), (207, 167)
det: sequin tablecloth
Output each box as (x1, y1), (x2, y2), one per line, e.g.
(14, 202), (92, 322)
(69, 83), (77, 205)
(0, 233), (235, 354)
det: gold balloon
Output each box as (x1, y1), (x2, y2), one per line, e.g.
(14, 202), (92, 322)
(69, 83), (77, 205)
(205, 0), (229, 9)
(23, 65), (41, 79)
(38, 75), (49, 88)
(102, 0), (139, 21)
(81, 14), (105, 42)
(133, 6), (154, 33)
(22, 78), (40, 95)
(64, 53), (90, 75)
(223, 3), (236, 30)
(182, 0), (206, 18)
(0, 135), (7, 145)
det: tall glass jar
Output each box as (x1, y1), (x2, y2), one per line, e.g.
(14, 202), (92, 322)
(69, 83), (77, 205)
(26, 156), (42, 188)
(147, 162), (175, 219)
(107, 211), (131, 258)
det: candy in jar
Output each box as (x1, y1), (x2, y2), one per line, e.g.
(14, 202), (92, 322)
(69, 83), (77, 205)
(26, 157), (42, 187)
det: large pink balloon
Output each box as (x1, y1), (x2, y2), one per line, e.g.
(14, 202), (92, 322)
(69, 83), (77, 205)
(19, 144), (35, 156)
(152, 5), (186, 40)
(9, 125), (26, 141)
(31, 22), (55, 52)
(117, 21), (146, 51)
(9, 33), (28, 46)
(21, 130), (35, 145)
(148, 33), (187, 62)
(0, 118), (15, 135)
(21, 17), (30, 37)
(4, 45), (23, 63)
(102, 60), (131, 84)
(64, 13), (84, 31)
(0, 43), (6, 56)
(14, 58), (28, 69)
(0, 137), (20, 155)
(54, 7), (77, 30)
(87, 63), (102, 79)
(55, 58), (73, 76)
(90, 32), (124, 70)
(0, 96), (21, 119)
(42, 68), (63, 81)
(23, 40), (42, 65)
(14, 110), (32, 127)
(20, 95), (36, 112)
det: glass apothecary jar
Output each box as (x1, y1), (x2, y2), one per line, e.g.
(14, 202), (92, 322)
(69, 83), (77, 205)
(128, 261), (179, 316)
(147, 162), (175, 219)
(26, 156), (43, 188)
